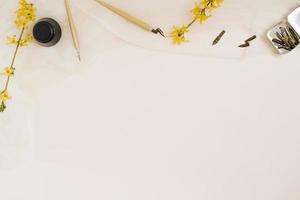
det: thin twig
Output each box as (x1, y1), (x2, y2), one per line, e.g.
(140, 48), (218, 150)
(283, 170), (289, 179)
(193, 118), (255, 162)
(3, 28), (25, 91)
(187, 18), (196, 29)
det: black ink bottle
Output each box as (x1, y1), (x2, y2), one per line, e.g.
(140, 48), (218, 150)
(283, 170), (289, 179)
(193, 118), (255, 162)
(33, 18), (62, 47)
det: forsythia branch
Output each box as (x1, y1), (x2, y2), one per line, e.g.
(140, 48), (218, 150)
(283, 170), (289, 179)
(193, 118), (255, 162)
(170, 0), (224, 45)
(0, 0), (36, 112)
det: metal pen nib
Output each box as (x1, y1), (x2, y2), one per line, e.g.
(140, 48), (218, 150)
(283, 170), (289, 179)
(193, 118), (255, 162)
(77, 50), (81, 61)
(212, 30), (226, 46)
(151, 28), (165, 37)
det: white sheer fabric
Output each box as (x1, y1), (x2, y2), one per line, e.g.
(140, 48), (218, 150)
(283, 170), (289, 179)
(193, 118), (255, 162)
(73, 0), (300, 58)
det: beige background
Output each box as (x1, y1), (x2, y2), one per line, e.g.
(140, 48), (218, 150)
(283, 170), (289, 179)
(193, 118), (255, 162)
(0, 0), (300, 200)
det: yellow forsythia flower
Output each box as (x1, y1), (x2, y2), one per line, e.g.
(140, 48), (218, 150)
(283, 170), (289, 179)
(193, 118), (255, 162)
(0, 90), (10, 103)
(19, 34), (33, 46)
(170, 25), (189, 45)
(192, 3), (211, 23)
(7, 35), (18, 45)
(15, 0), (36, 29)
(7, 1), (36, 46)
(170, 0), (224, 45)
(2, 67), (15, 77)
(205, 0), (224, 9)
(7, 32), (33, 47)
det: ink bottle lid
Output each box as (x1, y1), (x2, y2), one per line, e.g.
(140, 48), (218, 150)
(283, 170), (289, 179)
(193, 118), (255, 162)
(33, 18), (62, 47)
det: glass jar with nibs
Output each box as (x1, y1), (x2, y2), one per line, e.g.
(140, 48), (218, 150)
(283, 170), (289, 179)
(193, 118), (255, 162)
(267, 6), (300, 54)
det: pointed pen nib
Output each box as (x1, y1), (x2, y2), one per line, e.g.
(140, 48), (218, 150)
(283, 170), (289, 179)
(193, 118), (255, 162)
(152, 28), (165, 37)
(77, 50), (81, 62)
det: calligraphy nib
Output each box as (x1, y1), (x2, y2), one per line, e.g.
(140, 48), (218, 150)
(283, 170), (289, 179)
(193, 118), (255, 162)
(77, 50), (81, 61)
(151, 28), (165, 37)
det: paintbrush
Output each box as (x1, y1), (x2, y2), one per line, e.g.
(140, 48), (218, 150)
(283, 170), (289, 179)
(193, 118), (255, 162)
(94, 0), (165, 37)
(64, 0), (81, 61)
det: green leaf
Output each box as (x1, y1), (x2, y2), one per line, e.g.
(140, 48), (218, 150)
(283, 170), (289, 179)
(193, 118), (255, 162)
(0, 101), (6, 112)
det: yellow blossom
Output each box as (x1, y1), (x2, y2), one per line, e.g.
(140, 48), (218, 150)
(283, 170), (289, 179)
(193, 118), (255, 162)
(207, 0), (224, 9)
(19, 34), (33, 46)
(0, 90), (10, 103)
(7, 35), (18, 45)
(170, 25), (189, 45)
(192, 2), (211, 23)
(7, 33), (33, 47)
(170, 0), (224, 45)
(2, 67), (15, 77)
(15, 0), (36, 29)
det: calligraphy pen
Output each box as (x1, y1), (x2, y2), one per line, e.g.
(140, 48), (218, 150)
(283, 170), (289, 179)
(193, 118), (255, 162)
(94, 0), (165, 37)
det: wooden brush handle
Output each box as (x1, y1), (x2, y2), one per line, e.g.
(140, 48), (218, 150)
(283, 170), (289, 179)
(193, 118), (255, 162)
(95, 0), (153, 32)
(65, 0), (80, 50)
